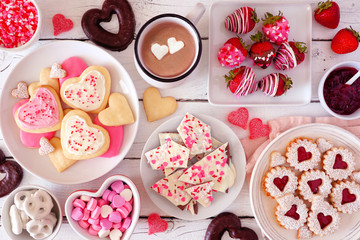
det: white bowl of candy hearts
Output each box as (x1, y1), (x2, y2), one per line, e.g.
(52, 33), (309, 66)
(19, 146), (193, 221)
(65, 175), (140, 240)
(1, 185), (62, 240)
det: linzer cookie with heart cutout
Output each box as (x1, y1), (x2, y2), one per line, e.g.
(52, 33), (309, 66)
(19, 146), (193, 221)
(285, 137), (321, 171)
(323, 147), (355, 180)
(263, 166), (298, 198)
(330, 180), (360, 214)
(298, 169), (332, 202)
(81, 0), (135, 51)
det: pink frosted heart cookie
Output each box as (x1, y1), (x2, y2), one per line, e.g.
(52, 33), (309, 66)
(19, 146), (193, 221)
(185, 181), (214, 208)
(275, 194), (308, 230)
(263, 166), (298, 198)
(94, 116), (123, 158)
(15, 86), (63, 133)
(269, 151), (286, 168)
(307, 196), (340, 237)
(178, 143), (235, 193)
(177, 113), (212, 156)
(285, 137), (321, 171)
(323, 147), (355, 180)
(330, 180), (360, 214)
(298, 170), (332, 202)
(59, 57), (88, 86)
(145, 138), (189, 170)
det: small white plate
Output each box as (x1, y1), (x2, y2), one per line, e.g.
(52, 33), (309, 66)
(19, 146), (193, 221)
(140, 114), (246, 220)
(208, 1), (312, 106)
(0, 41), (139, 184)
(250, 124), (360, 240)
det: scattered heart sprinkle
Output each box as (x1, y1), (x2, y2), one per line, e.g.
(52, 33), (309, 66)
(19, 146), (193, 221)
(227, 107), (249, 130)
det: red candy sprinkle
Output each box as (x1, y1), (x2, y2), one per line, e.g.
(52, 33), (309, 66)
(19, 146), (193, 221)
(0, 0), (38, 48)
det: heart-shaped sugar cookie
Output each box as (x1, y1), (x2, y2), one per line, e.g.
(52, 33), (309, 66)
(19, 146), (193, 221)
(28, 68), (60, 96)
(50, 63), (67, 79)
(48, 137), (77, 173)
(11, 82), (29, 99)
(151, 43), (169, 60)
(15, 86), (63, 133)
(98, 93), (134, 126)
(60, 66), (111, 113)
(143, 87), (177, 122)
(61, 110), (110, 160)
(167, 37), (184, 54)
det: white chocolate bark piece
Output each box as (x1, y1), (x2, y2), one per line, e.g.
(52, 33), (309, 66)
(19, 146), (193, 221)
(178, 143), (235, 192)
(151, 170), (192, 207)
(185, 182), (214, 208)
(145, 138), (189, 170)
(186, 199), (198, 215)
(177, 113), (212, 155)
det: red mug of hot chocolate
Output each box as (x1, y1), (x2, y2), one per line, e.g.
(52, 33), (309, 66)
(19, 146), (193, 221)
(134, 3), (205, 89)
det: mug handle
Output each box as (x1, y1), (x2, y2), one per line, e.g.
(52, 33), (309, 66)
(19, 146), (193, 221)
(186, 3), (206, 25)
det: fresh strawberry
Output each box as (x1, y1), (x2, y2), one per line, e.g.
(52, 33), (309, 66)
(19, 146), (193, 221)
(218, 36), (248, 68)
(331, 26), (360, 54)
(225, 7), (259, 34)
(259, 73), (292, 97)
(274, 41), (307, 70)
(224, 66), (258, 97)
(314, 0), (340, 29)
(249, 31), (275, 69)
(262, 11), (290, 45)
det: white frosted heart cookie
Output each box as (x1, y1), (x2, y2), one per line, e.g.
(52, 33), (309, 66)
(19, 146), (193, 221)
(60, 66), (111, 113)
(15, 86), (63, 133)
(60, 110), (110, 160)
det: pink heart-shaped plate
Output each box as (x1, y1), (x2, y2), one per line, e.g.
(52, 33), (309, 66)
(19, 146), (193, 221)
(65, 175), (140, 240)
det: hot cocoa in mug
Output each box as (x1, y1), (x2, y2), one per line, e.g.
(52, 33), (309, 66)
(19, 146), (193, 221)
(134, 13), (203, 89)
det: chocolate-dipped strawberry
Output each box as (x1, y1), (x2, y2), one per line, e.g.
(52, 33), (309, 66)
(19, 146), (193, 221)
(225, 7), (259, 34)
(218, 36), (248, 68)
(262, 11), (290, 45)
(259, 73), (292, 97)
(225, 66), (258, 97)
(249, 31), (276, 69)
(274, 41), (307, 70)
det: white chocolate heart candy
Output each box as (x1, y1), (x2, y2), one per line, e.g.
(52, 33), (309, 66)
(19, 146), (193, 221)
(50, 63), (67, 79)
(24, 190), (53, 220)
(110, 229), (122, 240)
(151, 43), (169, 60)
(167, 37), (184, 54)
(10, 204), (23, 235)
(26, 218), (54, 240)
(14, 190), (32, 210)
(98, 229), (110, 238)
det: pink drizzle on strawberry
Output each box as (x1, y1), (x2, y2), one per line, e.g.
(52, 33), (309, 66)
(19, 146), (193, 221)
(225, 7), (251, 34)
(274, 42), (297, 70)
(218, 43), (246, 68)
(260, 73), (280, 97)
(234, 66), (258, 97)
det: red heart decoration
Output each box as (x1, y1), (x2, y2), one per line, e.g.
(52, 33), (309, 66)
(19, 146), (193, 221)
(273, 176), (289, 192)
(297, 147), (312, 162)
(148, 213), (168, 235)
(317, 213), (332, 229)
(227, 108), (249, 130)
(285, 204), (300, 220)
(342, 188), (356, 204)
(249, 118), (270, 139)
(52, 14), (74, 36)
(307, 179), (322, 194)
(333, 154), (348, 169)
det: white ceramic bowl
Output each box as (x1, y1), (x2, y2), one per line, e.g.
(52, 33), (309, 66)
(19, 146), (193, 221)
(318, 61), (360, 120)
(2, 185), (62, 240)
(65, 175), (140, 240)
(0, 0), (42, 52)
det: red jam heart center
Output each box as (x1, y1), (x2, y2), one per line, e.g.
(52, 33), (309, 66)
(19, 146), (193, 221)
(307, 179), (322, 194)
(317, 213), (332, 229)
(285, 204), (300, 220)
(342, 188), (356, 204)
(273, 176), (289, 192)
(297, 147), (312, 162)
(333, 154), (348, 169)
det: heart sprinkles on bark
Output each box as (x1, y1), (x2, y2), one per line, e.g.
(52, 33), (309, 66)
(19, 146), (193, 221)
(81, 0), (135, 51)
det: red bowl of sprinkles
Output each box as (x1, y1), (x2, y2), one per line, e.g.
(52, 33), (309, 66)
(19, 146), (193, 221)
(0, 0), (41, 51)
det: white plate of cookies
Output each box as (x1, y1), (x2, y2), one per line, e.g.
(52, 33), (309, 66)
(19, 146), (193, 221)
(250, 123), (360, 239)
(0, 40), (139, 184)
(140, 113), (246, 220)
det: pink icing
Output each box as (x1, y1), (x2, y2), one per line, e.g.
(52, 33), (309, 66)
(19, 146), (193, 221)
(94, 116), (123, 158)
(224, 7), (251, 34)
(17, 87), (59, 130)
(217, 43), (246, 68)
(59, 57), (88, 86)
(262, 17), (290, 45)
(13, 99), (55, 148)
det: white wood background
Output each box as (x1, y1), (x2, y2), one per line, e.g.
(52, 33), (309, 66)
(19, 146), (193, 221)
(0, 0), (360, 239)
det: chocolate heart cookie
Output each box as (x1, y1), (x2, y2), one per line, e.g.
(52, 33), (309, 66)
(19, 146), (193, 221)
(0, 149), (23, 197)
(81, 0), (135, 51)
(205, 212), (258, 240)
